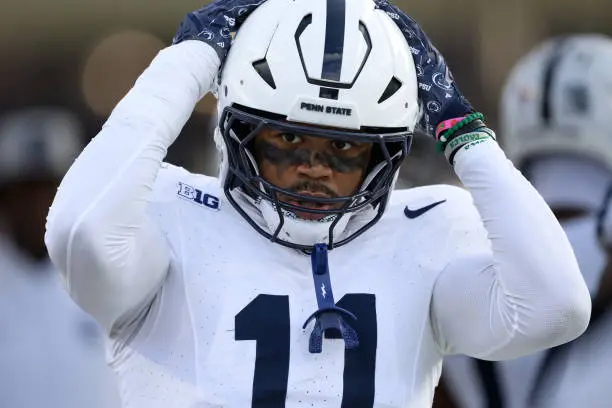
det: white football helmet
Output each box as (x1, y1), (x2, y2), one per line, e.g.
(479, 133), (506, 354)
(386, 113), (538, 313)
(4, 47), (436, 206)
(0, 108), (83, 185)
(213, 0), (419, 250)
(501, 34), (612, 172)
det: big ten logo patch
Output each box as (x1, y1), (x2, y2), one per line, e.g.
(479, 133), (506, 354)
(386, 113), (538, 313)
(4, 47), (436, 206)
(177, 182), (220, 210)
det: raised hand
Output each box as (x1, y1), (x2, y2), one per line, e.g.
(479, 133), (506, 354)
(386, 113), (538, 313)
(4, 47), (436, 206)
(374, 0), (475, 137)
(172, 0), (268, 61)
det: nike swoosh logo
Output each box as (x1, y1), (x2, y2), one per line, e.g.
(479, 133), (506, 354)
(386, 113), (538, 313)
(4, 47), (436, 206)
(404, 200), (446, 219)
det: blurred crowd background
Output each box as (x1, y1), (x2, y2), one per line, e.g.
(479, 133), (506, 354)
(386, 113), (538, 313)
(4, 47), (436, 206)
(1, 0), (612, 407)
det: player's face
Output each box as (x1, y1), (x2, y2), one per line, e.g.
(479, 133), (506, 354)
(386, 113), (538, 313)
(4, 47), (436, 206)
(252, 127), (373, 220)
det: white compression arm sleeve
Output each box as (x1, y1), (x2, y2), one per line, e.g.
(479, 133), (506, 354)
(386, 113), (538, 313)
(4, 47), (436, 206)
(45, 41), (220, 332)
(431, 140), (591, 360)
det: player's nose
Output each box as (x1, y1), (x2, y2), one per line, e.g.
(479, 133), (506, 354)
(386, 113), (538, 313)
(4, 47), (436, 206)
(296, 151), (333, 179)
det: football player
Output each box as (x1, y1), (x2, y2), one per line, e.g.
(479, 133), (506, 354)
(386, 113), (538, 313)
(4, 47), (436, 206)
(442, 34), (612, 408)
(44, 0), (591, 407)
(0, 108), (121, 408)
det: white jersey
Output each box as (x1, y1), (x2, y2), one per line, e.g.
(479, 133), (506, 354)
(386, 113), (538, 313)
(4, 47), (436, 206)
(44, 41), (591, 408)
(108, 165), (502, 408)
(0, 235), (121, 408)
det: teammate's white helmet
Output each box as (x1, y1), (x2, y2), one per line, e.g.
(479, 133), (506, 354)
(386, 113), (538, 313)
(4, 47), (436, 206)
(214, 0), (419, 250)
(501, 34), (612, 171)
(0, 108), (83, 185)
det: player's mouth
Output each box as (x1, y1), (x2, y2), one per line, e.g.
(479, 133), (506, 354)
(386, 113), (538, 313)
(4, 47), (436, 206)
(283, 191), (338, 221)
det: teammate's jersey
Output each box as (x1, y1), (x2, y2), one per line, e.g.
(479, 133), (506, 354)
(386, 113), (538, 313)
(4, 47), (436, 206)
(537, 310), (612, 408)
(44, 41), (591, 408)
(0, 235), (121, 408)
(443, 260), (612, 408)
(441, 197), (610, 408)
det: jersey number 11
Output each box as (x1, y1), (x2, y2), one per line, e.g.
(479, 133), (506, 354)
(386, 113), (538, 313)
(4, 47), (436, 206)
(235, 294), (377, 407)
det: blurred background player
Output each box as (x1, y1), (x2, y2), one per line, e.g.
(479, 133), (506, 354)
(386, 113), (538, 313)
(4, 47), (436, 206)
(440, 33), (612, 408)
(0, 107), (121, 408)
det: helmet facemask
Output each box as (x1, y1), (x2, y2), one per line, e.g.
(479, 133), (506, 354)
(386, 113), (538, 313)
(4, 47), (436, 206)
(219, 104), (412, 250)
